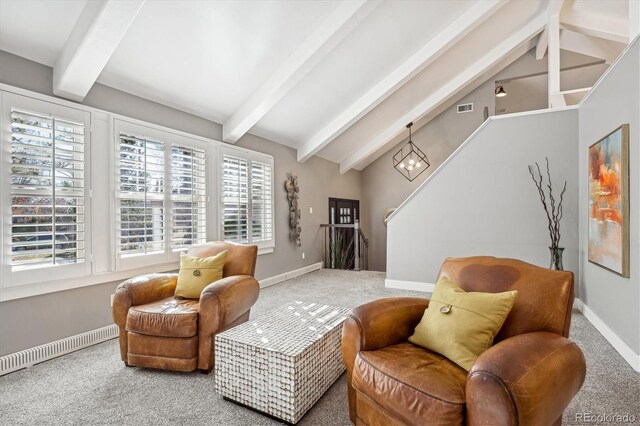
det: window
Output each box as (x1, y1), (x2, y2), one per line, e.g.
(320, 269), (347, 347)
(170, 145), (207, 251)
(221, 146), (274, 250)
(118, 132), (166, 257)
(222, 154), (248, 242)
(1, 85), (274, 301)
(3, 95), (90, 286)
(116, 120), (208, 269)
(250, 159), (273, 243)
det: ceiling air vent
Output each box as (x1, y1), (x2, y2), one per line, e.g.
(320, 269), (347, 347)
(457, 103), (473, 113)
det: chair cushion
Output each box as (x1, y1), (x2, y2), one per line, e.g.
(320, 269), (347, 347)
(126, 297), (199, 338)
(352, 342), (467, 425)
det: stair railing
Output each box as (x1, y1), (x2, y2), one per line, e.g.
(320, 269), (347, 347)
(320, 220), (368, 271)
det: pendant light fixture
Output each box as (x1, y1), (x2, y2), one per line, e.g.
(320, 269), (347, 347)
(495, 85), (507, 97)
(392, 122), (430, 182)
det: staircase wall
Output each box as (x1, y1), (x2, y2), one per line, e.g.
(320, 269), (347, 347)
(386, 38), (640, 369)
(361, 48), (604, 272)
(386, 108), (579, 286)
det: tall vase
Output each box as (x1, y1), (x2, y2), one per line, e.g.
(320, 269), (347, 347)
(549, 246), (564, 271)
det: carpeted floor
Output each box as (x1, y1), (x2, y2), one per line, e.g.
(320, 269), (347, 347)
(0, 269), (638, 425)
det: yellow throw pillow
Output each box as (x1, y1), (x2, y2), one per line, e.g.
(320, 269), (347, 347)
(174, 251), (227, 299)
(409, 276), (517, 371)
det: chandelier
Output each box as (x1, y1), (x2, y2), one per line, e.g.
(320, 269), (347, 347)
(392, 122), (430, 182)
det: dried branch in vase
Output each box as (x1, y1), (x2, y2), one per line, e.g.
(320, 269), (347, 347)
(528, 157), (567, 249)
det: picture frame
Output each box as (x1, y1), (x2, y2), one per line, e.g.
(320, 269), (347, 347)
(587, 124), (629, 277)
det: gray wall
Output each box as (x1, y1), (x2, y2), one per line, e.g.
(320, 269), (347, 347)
(0, 50), (361, 356)
(237, 134), (361, 279)
(360, 83), (491, 272)
(0, 281), (120, 357)
(497, 62), (607, 114)
(361, 48), (604, 272)
(578, 41), (640, 353)
(386, 109), (579, 286)
(0, 50), (222, 140)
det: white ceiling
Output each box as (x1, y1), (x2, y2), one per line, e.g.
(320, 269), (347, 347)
(253, 0), (475, 147)
(99, 0), (343, 124)
(0, 0), (631, 171)
(0, 0), (88, 65)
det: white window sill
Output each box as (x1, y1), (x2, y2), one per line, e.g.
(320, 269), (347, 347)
(258, 246), (275, 255)
(0, 262), (180, 302)
(1, 247), (276, 301)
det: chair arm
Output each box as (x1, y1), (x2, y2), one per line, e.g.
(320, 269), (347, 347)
(342, 297), (429, 354)
(341, 297), (428, 423)
(199, 275), (260, 336)
(466, 331), (586, 426)
(112, 273), (178, 327)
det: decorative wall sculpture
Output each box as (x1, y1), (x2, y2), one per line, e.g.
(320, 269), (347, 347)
(588, 124), (629, 277)
(285, 172), (301, 246)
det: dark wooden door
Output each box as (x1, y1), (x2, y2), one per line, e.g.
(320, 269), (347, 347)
(328, 198), (359, 269)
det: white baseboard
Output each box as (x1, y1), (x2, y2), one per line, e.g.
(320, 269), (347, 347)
(259, 262), (323, 288)
(573, 298), (584, 311)
(385, 278), (435, 293)
(0, 324), (118, 376)
(575, 298), (640, 372)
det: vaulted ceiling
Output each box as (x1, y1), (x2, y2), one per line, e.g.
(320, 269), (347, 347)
(0, 0), (631, 172)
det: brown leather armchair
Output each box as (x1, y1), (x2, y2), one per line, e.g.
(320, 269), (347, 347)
(342, 256), (586, 426)
(112, 241), (259, 374)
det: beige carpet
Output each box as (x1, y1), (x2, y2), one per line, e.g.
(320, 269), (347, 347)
(0, 269), (638, 425)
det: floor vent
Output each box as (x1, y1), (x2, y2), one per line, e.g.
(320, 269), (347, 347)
(0, 324), (118, 376)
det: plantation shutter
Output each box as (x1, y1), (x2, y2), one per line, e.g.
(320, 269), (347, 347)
(10, 108), (86, 270)
(222, 154), (249, 242)
(251, 160), (273, 242)
(220, 147), (274, 248)
(118, 132), (166, 256)
(171, 145), (207, 250)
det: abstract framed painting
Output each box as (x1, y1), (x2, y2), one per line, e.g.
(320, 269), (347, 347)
(588, 124), (629, 277)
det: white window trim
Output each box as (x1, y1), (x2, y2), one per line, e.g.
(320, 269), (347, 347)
(219, 144), (275, 251)
(114, 119), (213, 271)
(1, 93), (92, 288)
(0, 82), (275, 302)
(0, 261), (180, 302)
(258, 246), (274, 255)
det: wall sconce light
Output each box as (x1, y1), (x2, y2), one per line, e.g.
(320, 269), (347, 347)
(495, 85), (507, 97)
(392, 122), (430, 182)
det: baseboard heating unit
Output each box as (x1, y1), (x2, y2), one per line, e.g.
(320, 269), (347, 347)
(0, 324), (118, 376)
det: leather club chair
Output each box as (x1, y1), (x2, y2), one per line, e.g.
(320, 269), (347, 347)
(112, 241), (259, 374)
(342, 256), (586, 426)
